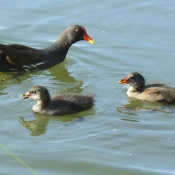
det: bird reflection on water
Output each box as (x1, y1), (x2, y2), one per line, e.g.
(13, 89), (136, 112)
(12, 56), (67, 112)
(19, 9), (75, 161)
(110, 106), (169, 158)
(19, 109), (93, 136)
(117, 98), (175, 121)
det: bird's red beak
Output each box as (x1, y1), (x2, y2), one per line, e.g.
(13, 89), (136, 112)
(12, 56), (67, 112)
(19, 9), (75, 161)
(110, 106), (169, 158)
(118, 77), (129, 84)
(82, 27), (94, 44)
(20, 91), (30, 99)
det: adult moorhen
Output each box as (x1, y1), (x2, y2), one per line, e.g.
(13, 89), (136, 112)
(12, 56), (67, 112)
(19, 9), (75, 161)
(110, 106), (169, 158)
(0, 25), (94, 72)
(118, 72), (175, 103)
(21, 86), (94, 116)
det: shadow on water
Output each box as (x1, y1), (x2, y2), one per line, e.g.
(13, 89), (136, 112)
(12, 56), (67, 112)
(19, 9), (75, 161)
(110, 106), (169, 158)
(0, 60), (78, 83)
(117, 98), (175, 121)
(19, 108), (94, 136)
(0, 60), (84, 94)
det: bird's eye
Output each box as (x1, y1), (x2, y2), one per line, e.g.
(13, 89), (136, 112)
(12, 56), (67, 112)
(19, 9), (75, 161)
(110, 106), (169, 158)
(75, 29), (79, 32)
(31, 91), (36, 94)
(128, 78), (134, 82)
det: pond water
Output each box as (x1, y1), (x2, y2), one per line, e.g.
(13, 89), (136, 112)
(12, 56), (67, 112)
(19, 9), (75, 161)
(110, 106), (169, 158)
(0, 0), (175, 175)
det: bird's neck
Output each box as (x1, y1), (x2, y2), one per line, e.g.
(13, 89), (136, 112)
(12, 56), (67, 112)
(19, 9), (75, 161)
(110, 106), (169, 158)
(55, 28), (78, 47)
(41, 31), (77, 68)
(46, 37), (71, 54)
(41, 43), (69, 67)
(127, 86), (142, 99)
(55, 35), (74, 48)
(128, 86), (144, 93)
(36, 97), (51, 109)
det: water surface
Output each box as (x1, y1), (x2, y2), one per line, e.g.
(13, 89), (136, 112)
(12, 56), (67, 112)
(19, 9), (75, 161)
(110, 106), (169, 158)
(0, 0), (175, 175)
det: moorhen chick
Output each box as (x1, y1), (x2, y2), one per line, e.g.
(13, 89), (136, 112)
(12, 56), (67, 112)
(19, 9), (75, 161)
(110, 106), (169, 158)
(0, 25), (94, 72)
(118, 72), (175, 103)
(21, 86), (94, 116)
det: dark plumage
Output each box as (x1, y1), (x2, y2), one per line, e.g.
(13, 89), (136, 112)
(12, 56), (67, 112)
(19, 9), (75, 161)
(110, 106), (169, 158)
(118, 72), (175, 103)
(21, 86), (94, 116)
(0, 25), (94, 72)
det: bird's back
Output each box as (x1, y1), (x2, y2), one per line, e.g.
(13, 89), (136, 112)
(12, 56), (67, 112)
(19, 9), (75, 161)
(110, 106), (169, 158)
(144, 84), (175, 102)
(43, 94), (94, 116)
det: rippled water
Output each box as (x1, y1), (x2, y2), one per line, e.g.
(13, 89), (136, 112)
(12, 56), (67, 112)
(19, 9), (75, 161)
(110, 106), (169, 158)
(0, 0), (175, 175)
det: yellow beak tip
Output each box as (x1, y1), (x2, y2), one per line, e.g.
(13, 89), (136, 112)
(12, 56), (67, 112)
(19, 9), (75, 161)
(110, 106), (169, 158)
(88, 40), (95, 44)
